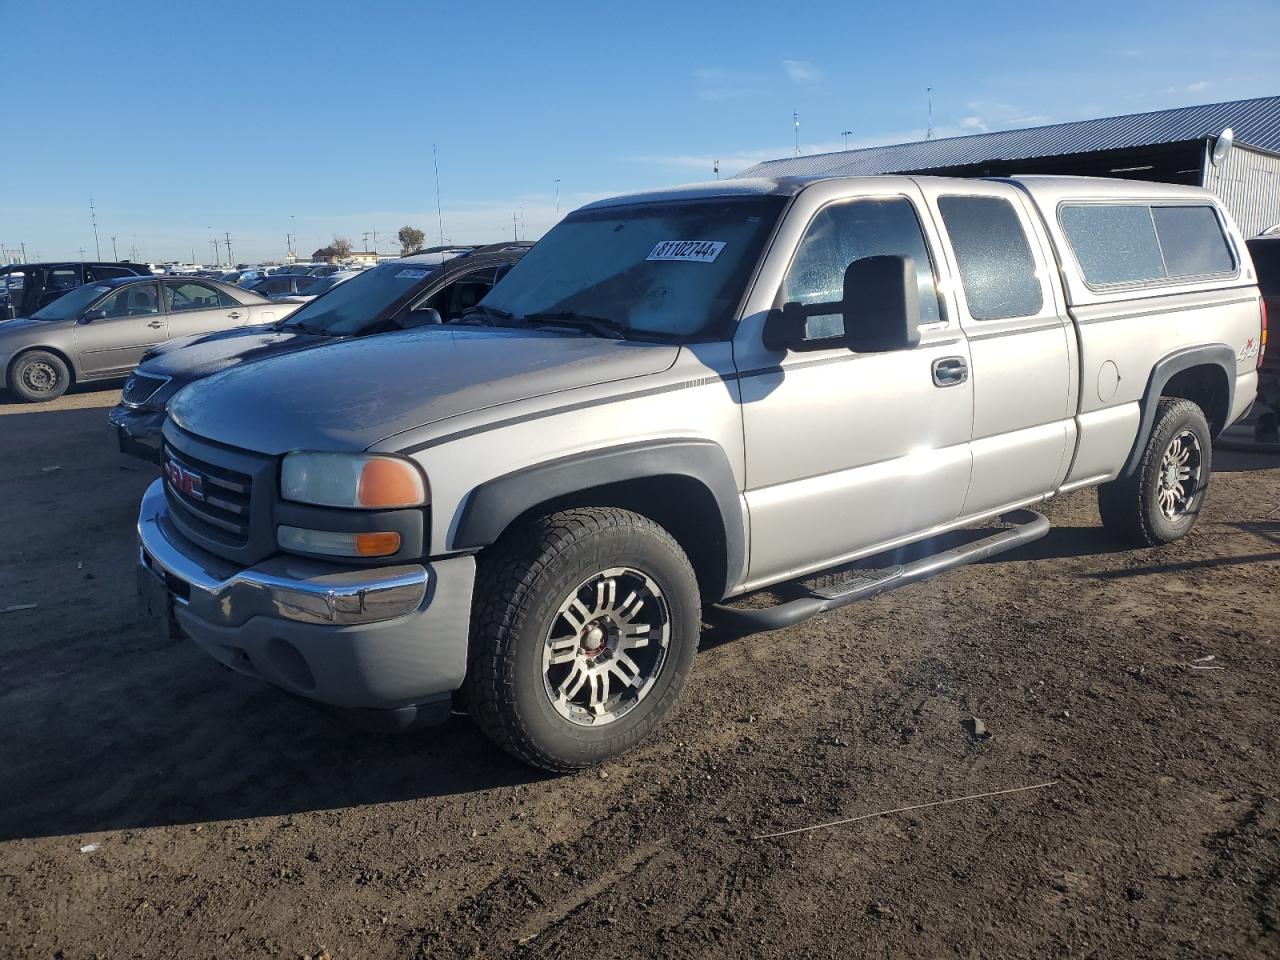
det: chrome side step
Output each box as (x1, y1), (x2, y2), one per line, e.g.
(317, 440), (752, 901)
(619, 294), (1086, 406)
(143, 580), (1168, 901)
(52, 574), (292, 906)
(707, 509), (1050, 632)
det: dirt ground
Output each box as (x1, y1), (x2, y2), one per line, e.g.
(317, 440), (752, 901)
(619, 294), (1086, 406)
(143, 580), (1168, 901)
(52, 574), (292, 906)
(1, 385), (1277, 960)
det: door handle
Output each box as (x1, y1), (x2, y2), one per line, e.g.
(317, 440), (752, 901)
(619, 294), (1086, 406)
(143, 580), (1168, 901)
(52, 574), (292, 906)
(146, 320), (164, 329)
(932, 356), (968, 387)
(228, 311), (242, 320)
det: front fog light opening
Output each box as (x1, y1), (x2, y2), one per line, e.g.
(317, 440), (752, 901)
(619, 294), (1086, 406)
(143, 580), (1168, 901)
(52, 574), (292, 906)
(277, 525), (402, 558)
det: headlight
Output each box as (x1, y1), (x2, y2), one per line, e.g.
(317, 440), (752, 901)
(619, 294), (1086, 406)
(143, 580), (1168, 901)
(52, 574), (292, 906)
(280, 452), (428, 509)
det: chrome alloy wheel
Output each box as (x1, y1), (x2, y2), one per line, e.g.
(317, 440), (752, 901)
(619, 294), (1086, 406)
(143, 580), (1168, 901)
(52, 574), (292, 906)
(541, 566), (671, 726)
(21, 360), (58, 394)
(1157, 429), (1203, 521)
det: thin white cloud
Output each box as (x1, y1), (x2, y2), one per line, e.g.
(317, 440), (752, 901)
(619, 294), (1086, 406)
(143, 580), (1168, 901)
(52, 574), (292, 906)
(782, 59), (819, 83)
(1187, 80), (1210, 92)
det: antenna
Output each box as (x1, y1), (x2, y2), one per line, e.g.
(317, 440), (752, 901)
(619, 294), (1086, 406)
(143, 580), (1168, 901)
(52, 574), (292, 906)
(89, 198), (101, 260)
(926, 87), (934, 141)
(793, 109), (800, 157)
(433, 144), (445, 249)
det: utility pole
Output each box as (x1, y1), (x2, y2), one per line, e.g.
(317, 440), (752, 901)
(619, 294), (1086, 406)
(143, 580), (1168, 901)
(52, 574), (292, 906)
(111, 236), (118, 260)
(926, 86), (934, 141)
(78, 247), (87, 263)
(513, 211), (518, 242)
(793, 109), (800, 157)
(842, 130), (852, 149)
(714, 160), (720, 180)
(89, 198), (101, 260)
(362, 231), (371, 252)
(224, 232), (233, 265)
(554, 178), (561, 219)
(290, 215), (296, 260)
(20, 242), (27, 263)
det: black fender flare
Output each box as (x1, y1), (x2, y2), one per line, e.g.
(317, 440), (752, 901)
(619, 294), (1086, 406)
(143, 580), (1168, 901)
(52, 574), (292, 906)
(1121, 343), (1235, 477)
(452, 439), (746, 595)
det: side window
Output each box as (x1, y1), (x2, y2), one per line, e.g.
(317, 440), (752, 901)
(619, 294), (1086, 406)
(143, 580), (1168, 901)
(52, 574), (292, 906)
(1151, 206), (1234, 278)
(86, 265), (134, 281)
(1060, 203), (1235, 287)
(97, 283), (159, 318)
(782, 197), (942, 339)
(216, 287), (241, 307)
(938, 195), (1043, 320)
(39, 268), (81, 307)
(164, 281), (223, 312)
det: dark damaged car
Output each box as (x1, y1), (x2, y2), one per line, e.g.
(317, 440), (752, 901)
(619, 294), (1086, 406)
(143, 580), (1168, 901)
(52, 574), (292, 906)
(110, 243), (530, 461)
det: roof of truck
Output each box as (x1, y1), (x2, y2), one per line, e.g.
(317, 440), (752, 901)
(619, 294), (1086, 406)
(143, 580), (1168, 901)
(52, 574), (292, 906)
(578, 173), (1219, 211)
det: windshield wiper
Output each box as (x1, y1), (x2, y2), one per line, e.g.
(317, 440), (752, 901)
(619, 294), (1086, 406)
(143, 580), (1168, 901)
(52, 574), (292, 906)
(456, 304), (524, 327)
(522, 311), (630, 339)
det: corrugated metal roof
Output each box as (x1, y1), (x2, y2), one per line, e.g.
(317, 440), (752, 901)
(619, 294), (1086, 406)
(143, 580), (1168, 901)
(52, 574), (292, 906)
(738, 96), (1280, 179)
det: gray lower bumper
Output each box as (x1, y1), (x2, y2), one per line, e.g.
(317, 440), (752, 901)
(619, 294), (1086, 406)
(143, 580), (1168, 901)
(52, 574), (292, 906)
(136, 478), (475, 710)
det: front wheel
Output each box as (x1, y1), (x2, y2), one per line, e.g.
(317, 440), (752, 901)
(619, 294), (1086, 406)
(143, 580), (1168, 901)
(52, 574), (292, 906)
(465, 507), (701, 771)
(1098, 397), (1212, 546)
(9, 350), (71, 402)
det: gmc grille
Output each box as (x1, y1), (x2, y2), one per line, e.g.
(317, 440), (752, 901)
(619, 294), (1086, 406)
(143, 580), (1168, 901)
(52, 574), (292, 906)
(163, 443), (253, 548)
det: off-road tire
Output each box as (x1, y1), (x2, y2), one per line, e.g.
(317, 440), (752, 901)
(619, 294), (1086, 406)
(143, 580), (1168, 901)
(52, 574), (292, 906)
(464, 507), (701, 772)
(1098, 397), (1212, 546)
(9, 350), (71, 403)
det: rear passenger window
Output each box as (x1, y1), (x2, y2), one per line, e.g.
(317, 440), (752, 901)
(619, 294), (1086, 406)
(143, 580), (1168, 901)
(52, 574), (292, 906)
(1060, 203), (1235, 287)
(783, 197), (942, 339)
(1151, 206), (1234, 278)
(938, 195), (1043, 319)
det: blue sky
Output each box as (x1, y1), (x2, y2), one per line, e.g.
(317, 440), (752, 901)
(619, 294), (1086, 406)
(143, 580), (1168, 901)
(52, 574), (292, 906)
(2, 0), (1277, 263)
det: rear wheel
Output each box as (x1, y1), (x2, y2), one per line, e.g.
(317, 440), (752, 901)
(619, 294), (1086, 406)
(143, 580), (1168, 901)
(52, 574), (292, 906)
(8, 350), (71, 402)
(1098, 397), (1212, 546)
(465, 507), (701, 771)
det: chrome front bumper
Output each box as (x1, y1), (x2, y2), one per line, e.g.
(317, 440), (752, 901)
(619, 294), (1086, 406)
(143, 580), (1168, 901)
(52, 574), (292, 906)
(136, 478), (475, 710)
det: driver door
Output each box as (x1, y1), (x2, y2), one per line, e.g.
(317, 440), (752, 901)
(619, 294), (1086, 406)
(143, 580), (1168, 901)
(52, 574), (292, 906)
(73, 282), (167, 376)
(734, 180), (974, 587)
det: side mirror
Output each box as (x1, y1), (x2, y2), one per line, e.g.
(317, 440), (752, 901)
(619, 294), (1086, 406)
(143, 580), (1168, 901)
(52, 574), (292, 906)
(399, 306), (442, 329)
(762, 255), (921, 353)
(79, 308), (108, 324)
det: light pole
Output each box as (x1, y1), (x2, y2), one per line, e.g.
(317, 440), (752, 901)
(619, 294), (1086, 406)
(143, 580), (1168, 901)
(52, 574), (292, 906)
(554, 179), (561, 220)
(842, 130), (852, 149)
(89, 198), (101, 260)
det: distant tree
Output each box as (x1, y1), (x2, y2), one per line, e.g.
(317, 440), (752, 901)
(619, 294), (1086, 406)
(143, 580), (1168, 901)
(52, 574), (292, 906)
(332, 236), (354, 259)
(398, 225), (426, 255)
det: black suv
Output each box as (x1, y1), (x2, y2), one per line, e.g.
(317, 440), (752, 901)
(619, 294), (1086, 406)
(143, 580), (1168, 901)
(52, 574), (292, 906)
(0, 262), (153, 320)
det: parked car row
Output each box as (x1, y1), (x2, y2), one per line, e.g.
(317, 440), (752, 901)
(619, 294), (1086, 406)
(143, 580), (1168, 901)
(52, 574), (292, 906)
(120, 174), (1263, 773)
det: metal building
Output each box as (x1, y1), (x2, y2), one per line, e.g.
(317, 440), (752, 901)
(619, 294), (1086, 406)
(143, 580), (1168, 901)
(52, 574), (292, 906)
(738, 96), (1280, 237)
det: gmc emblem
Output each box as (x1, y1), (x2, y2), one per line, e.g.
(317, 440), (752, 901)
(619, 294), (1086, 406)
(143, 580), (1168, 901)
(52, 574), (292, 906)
(165, 458), (205, 501)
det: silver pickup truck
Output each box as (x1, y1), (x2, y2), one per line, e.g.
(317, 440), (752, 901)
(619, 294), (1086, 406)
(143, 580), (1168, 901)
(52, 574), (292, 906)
(135, 174), (1262, 770)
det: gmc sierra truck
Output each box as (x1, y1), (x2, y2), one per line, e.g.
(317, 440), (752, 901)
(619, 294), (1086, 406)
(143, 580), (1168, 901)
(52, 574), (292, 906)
(135, 174), (1262, 771)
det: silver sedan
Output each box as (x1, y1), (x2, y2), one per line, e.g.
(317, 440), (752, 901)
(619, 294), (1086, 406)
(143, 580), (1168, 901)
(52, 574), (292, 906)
(0, 276), (300, 402)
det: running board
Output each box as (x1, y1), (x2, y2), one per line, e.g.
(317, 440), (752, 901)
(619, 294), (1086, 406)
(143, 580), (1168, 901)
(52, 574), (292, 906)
(708, 509), (1050, 632)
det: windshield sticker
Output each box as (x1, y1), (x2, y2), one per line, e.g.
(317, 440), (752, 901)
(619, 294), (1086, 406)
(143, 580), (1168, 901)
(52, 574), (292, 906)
(394, 269), (430, 280)
(646, 240), (725, 263)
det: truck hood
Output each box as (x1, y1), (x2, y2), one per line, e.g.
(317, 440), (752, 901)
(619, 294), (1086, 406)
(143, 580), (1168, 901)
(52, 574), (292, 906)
(168, 326), (679, 455)
(140, 324), (328, 381)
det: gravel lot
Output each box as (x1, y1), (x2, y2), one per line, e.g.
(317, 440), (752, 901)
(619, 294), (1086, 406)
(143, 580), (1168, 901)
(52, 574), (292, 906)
(2, 386), (1277, 959)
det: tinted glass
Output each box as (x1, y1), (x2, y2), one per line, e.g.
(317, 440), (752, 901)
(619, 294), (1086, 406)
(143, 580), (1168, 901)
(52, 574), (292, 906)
(782, 197), (941, 339)
(1247, 239), (1280, 297)
(483, 196), (787, 339)
(164, 281), (222, 312)
(282, 261), (441, 335)
(1152, 206), (1234, 278)
(31, 283), (111, 320)
(1060, 205), (1165, 285)
(98, 283), (160, 317)
(938, 195), (1043, 319)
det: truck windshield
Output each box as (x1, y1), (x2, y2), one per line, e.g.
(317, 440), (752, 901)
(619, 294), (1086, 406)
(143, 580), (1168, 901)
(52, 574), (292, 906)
(479, 196), (787, 340)
(31, 283), (109, 321)
(282, 261), (440, 335)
